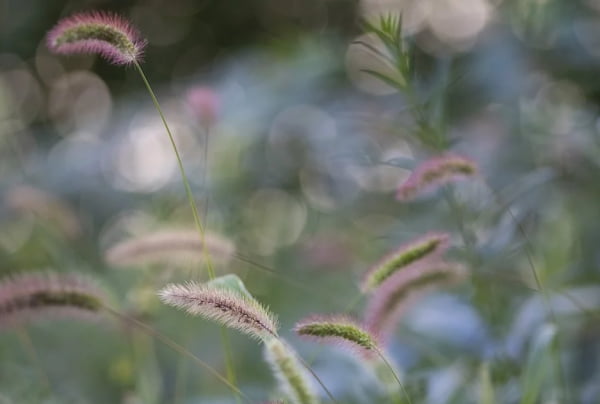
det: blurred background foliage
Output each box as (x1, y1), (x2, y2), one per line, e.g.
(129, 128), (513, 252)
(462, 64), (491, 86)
(2, 0), (600, 403)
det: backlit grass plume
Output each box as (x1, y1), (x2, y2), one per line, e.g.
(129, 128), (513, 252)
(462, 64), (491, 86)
(0, 271), (106, 328)
(158, 282), (278, 341)
(105, 229), (235, 268)
(47, 11), (146, 65)
(362, 232), (450, 292)
(295, 315), (378, 357)
(364, 261), (467, 339)
(264, 338), (319, 404)
(397, 154), (477, 201)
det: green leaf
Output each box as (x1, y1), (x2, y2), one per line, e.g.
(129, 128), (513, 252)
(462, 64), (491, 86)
(520, 324), (557, 404)
(207, 274), (253, 299)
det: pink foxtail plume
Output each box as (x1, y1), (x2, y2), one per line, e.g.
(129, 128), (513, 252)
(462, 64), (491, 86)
(186, 86), (220, 125)
(396, 154), (477, 201)
(364, 260), (467, 341)
(158, 282), (278, 341)
(47, 11), (146, 65)
(361, 232), (450, 293)
(0, 271), (107, 328)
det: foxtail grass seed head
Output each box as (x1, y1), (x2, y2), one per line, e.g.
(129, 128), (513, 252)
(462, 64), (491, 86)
(396, 154), (477, 201)
(362, 232), (450, 292)
(0, 271), (106, 328)
(158, 282), (278, 341)
(295, 315), (379, 358)
(104, 230), (235, 268)
(47, 11), (146, 65)
(364, 261), (467, 339)
(264, 338), (320, 404)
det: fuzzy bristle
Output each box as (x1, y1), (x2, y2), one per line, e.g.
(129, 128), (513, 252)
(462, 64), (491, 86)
(294, 315), (378, 358)
(158, 282), (278, 341)
(264, 338), (319, 404)
(0, 271), (107, 328)
(364, 261), (467, 339)
(396, 154), (477, 201)
(47, 11), (146, 65)
(362, 232), (450, 292)
(104, 229), (235, 268)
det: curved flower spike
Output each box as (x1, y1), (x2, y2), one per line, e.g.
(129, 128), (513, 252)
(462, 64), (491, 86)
(364, 261), (467, 339)
(361, 232), (450, 292)
(158, 282), (278, 341)
(0, 271), (107, 328)
(397, 154), (477, 201)
(47, 11), (146, 65)
(295, 315), (379, 358)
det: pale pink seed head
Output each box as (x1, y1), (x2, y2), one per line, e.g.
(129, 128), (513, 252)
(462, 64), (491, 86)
(364, 260), (467, 341)
(361, 232), (451, 293)
(0, 271), (107, 329)
(104, 229), (235, 268)
(47, 11), (146, 65)
(396, 154), (477, 201)
(158, 282), (278, 341)
(186, 86), (220, 125)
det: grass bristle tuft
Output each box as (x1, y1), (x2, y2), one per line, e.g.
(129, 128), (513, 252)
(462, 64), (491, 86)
(47, 11), (146, 65)
(362, 232), (450, 292)
(158, 282), (278, 341)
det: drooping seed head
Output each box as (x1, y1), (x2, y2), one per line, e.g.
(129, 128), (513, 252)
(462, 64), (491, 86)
(264, 338), (319, 404)
(295, 315), (379, 358)
(361, 232), (450, 292)
(364, 261), (467, 339)
(0, 271), (107, 329)
(104, 229), (235, 268)
(47, 11), (146, 65)
(158, 282), (278, 341)
(396, 154), (477, 201)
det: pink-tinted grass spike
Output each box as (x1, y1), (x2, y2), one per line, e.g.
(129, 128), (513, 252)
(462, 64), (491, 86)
(158, 282), (278, 341)
(186, 86), (220, 126)
(361, 232), (450, 293)
(396, 154), (477, 201)
(0, 271), (107, 329)
(104, 229), (235, 268)
(47, 11), (146, 65)
(364, 261), (467, 340)
(294, 315), (379, 358)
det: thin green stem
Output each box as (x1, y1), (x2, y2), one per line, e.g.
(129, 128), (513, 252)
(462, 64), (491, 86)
(133, 61), (215, 279)
(483, 181), (570, 403)
(133, 61), (241, 401)
(105, 306), (251, 402)
(292, 345), (340, 404)
(373, 347), (412, 404)
(220, 327), (240, 404)
(202, 124), (211, 226)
